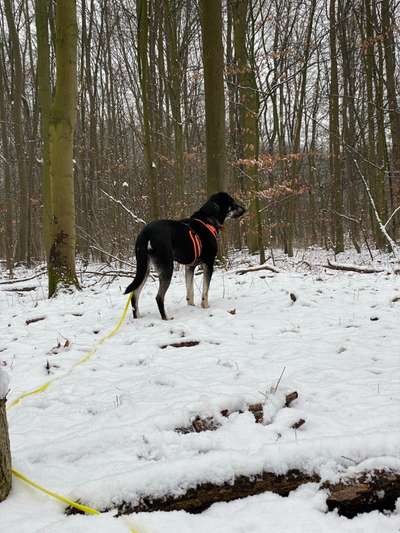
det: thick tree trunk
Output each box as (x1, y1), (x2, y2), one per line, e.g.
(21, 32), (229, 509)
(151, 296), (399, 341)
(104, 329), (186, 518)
(35, 0), (52, 262)
(0, 399), (11, 503)
(200, 0), (225, 195)
(137, 0), (160, 219)
(48, 0), (79, 296)
(232, 0), (264, 261)
(164, 0), (185, 210)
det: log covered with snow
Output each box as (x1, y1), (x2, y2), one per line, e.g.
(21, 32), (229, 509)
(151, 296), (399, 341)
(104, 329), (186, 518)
(0, 369), (11, 502)
(324, 469), (400, 517)
(66, 468), (400, 517)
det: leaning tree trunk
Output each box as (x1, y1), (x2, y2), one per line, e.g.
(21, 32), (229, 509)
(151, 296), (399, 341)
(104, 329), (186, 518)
(200, 0), (225, 195)
(48, 0), (79, 296)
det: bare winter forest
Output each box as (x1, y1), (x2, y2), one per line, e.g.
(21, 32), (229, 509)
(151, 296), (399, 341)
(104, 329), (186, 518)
(1, 0), (400, 293)
(2, 1), (400, 528)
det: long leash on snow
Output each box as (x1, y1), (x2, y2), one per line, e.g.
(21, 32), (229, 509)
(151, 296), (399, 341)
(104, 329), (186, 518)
(7, 294), (141, 531)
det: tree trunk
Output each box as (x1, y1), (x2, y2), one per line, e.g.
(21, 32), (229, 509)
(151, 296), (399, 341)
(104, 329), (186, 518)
(0, 399), (11, 503)
(338, 4), (360, 252)
(137, 0), (160, 219)
(200, 0), (225, 195)
(35, 0), (52, 263)
(0, 46), (13, 275)
(4, 0), (29, 263)
(48, 0), (79, 296)
(164, 0), (185, 211)
(329, 0), (344, 253)
(232, 0), (264, 262)
(382, 0), (400, 237)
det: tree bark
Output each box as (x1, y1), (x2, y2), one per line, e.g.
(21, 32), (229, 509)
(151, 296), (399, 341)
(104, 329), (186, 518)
(382, 0), (400, 238)
(48, 0), (79, 296)
(4, 0), (29, 263)
(329, 0), (344, 253)
(0, 399), (11, 503)
(0, 45), (13, 274)
(67, 468), (400, 517)
(137, 0), (160, 219)
(200, 0), (225, 194)
(35, 0), (52, 263)
(231, 0), (264, 261)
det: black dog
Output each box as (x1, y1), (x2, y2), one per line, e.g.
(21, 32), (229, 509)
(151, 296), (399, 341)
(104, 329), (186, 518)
(124, 192), (245, 320)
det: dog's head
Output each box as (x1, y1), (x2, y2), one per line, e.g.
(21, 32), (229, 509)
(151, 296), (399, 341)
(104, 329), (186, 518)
(198, 192), (246, 226)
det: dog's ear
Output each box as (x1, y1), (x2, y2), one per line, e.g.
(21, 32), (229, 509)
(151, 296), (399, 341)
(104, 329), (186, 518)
(201, 200), (221, 219)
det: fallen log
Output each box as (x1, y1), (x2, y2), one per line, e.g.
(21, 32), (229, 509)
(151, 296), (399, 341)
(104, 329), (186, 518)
(176, 393), (298, 433)
(118, 470), (319, 514)
(236, 262), (280, 275)
(66, 467), (400, 517)
(0, 269), (46, 285)
(324, 259), (384, 274)
(324, 470), (400, 518)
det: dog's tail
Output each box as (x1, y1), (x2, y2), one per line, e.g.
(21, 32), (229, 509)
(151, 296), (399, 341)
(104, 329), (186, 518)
(124, 234), (150, 294)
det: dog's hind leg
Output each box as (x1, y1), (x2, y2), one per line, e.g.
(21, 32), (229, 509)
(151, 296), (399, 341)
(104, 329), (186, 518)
(131, 264), (150, 318)
(201, 262), (214, 309)
(155, 261), (173, 320)
(185, 265), (195, 306)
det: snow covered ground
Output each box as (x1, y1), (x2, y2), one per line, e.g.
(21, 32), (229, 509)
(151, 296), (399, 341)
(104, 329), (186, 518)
(0, 249), (400, 532)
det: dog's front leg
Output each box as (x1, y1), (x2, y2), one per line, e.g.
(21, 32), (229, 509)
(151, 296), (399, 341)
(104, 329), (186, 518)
(201, 263), (213, 309)
(185, 265), (195, 305)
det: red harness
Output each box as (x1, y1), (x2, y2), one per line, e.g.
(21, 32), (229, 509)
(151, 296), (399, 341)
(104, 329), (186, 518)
(187, 219), (219, 264)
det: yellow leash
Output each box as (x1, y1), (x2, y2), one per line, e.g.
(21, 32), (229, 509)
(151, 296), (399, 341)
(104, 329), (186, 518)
(8, 293), (133, 411)
(12, 468), (101, 515)
(12, 469), (140, 533)
(9, 294), (140, 532)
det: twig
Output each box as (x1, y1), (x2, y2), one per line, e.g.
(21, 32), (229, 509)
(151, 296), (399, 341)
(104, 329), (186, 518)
(100, 188), (147, 225)
(88, 245), (134, 269)
(273, 366), (286, 393)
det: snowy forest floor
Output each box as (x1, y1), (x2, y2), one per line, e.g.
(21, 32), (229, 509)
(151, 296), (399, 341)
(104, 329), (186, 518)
(0, 247), (400, 532)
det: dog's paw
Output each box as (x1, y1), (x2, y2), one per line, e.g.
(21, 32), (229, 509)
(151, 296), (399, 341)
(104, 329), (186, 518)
(201, 301), (209, 309)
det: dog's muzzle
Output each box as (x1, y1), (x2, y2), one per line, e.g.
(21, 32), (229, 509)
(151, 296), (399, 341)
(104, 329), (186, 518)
(230, 204), (246, 218)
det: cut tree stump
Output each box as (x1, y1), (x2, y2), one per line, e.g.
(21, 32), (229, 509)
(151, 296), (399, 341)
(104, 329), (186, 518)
(0, 399), (11, 502)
